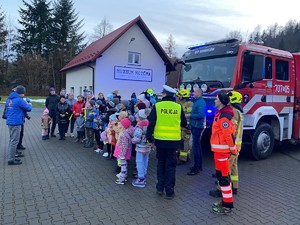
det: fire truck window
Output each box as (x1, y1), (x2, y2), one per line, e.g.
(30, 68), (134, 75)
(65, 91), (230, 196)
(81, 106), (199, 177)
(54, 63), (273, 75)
(276, 60), (289, 81)
(265, 57), (272, 79)
(242, 54), (264, 82)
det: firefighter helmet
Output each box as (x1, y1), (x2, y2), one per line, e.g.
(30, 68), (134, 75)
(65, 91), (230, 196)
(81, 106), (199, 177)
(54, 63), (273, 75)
(177, 89), (190, 98)
(229, 91), (242, 104)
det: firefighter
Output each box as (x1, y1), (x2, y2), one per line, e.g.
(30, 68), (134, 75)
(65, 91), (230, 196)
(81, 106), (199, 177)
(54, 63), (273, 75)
(146, 85), (187, 200)
(176, 89), (193, 164)
(210, 91), (243, 197)
(210, 91), (236, 215)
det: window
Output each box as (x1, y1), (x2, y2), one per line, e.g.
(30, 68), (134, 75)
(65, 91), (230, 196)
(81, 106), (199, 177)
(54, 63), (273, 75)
(79, 87), (82, 95)
(128, 52), (141, 65)
(265, 57), (272, 79)
(276, 60), (289, 80)
(242, 53), (264, 82)
(89, 86), (93, 91)
(70, 87), (74, 94)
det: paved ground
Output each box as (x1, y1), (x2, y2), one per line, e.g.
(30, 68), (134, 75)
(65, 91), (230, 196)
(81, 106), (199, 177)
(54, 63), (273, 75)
(0, 106), (300, 225)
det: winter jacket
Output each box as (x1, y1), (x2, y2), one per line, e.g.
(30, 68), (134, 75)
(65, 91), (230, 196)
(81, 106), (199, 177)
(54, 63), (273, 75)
(5, 91), (32, 126)
(56, 102), (71, 124)
(41, 115), (51, 129)
(72, 101), (85, 119)
(45, 94), (60, 116)
(132, 119), (151, 153)
(190, 96), (206, 129)
(114, 126), (134, 160)
(210, 106), (236, 154)
(66, 98), (76, 108)
(85, 108), (98, 129)
(75, 116), (85, 132)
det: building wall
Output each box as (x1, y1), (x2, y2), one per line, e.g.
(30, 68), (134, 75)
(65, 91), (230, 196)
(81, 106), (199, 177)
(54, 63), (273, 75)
(65, 63), (95, 97)
(94, 24), (166, 99)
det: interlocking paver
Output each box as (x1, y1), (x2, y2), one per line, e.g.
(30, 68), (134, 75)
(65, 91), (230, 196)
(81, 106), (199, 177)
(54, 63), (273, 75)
(1, 107), (300, 224)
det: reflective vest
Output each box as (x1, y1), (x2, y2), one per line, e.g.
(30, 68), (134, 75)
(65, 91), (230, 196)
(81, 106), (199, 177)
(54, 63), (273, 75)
(154, 101), (181, 141)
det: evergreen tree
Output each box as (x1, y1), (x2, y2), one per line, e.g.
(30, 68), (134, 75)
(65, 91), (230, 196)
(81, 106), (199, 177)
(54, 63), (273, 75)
(16, 0), (53, 56)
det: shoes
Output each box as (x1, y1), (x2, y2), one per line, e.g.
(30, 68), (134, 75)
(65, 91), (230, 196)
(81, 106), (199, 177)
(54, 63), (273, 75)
(17, 145), (26, 150)
(209, 189), (222, 198)
(165, 193), (175, 200)
(59, 137), (65, 140)
(94, 148), (103, 154)
(132, 178), (146, 188)
(70, 133), (74, 137)
(187, 169), (199, 176)
(15, 152), (24, 157)
(102, 152), (109, 157)
(156, 190), (163, 196)
(211, 205), (232, 215)
(8, 160), (22, 165)
(51, 134), (56, 137)
(212, 202), (222, 207)
(115, 178), (126, 185)
(116, 173), (127, 180)
(233, 188), (238, 195)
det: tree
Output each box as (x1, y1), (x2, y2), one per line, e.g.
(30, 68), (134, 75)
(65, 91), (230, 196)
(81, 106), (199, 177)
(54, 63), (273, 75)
(16, 0), (53, 56)
(0, 6), (8, 90)
(164, 34), (177, 59)
(225, 30), (243, 43)
(89, 17), (113, 42)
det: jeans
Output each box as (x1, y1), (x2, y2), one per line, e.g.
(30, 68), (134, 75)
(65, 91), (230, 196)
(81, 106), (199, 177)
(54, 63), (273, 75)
(136, 151), (150, 178)
(8, 125), (21, 161)
(156, 147), (177, 196)
(191, 127), (204, 170)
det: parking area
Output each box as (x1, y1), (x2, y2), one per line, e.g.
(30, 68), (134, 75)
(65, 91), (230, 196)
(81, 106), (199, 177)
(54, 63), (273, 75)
(0, 106), (300, 225)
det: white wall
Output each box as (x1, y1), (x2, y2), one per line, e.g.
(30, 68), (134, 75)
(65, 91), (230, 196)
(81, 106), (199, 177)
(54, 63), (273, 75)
(66, 63), (95, 97)
(94, 24), (166, 99)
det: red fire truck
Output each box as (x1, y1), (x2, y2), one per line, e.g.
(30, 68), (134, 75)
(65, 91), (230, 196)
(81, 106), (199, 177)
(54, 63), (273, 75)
(177, 38), (300, 160)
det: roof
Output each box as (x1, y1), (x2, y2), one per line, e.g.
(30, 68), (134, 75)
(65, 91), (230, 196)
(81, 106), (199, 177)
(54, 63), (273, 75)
(60, 16), (174, 72)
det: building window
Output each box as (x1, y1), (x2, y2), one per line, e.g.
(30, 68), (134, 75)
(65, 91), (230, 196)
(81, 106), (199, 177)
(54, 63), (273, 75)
(89, 86), (93, 91)
(276, 60), (289, 81)
(70, 87), (74, 94)
(128, 52), (141, 65)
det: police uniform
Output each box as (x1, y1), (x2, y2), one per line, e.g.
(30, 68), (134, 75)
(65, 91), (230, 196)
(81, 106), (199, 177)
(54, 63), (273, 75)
(146, 85), (187, 199)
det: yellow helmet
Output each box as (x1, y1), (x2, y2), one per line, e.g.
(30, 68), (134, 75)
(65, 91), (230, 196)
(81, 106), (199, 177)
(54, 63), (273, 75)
(229, 91), (242, 104)
(146, 88), (154, 96)
(177, 89), (190, 98)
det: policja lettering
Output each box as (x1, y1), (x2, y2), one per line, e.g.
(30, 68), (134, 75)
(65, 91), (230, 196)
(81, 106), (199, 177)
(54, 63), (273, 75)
(160, 108), (178, 114)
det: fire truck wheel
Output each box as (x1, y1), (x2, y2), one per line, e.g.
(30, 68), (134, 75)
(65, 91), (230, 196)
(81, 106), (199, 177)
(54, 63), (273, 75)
(252, 122), (274, 160)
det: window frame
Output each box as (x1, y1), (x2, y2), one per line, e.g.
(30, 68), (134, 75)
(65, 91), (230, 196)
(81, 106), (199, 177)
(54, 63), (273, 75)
(128, 52), (141, 66)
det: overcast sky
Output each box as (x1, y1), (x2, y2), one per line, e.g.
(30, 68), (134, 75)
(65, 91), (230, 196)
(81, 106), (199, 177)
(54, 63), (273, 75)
(2, 0), (300, 56)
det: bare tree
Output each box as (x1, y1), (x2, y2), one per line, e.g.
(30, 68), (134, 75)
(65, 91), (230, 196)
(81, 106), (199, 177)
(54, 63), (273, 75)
(226, 30), (243, 43)
(89, 17), (113, 42)
(164, 34), (177, 59)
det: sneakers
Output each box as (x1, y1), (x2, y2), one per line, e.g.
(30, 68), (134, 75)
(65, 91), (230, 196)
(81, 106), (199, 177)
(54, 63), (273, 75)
(70, 133), (75, 137)
(165, 193), (175, 200)
(211, 205), (232, 215)
(187, 169), (199, 176)
(115, 178), (126, 185)
(132, 178), (146, 188)
(116, 173), (127, 181)
(94, 149), (103, 154)
(15, 152), (24, 157)
(8, 160), (22, 165)
(17, 145), (26, 150)
(209, 189), (222, 198)
(102, 152), (109, 157)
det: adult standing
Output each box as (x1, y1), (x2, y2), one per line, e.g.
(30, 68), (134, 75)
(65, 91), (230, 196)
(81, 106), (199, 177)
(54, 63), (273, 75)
(56, 96), (71, 140)
(5, 85), (32, 165)
(45, 87), (60, 137)
(211, 91), (236, 215)
(187, 88), (206, 175)
(66, 93), (77, 137)
(146, 85), (187, 200)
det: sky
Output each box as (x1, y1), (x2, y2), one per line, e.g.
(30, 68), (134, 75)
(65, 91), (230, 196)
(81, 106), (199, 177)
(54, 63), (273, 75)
(2, 0), (300, 56)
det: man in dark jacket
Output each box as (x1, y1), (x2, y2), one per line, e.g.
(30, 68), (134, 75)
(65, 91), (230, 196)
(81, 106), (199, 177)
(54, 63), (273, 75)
(45, 87), (60, 137)
(188, 88), (206, 175)
(5, 85), (32, 165)
(146, 85), (187, 200)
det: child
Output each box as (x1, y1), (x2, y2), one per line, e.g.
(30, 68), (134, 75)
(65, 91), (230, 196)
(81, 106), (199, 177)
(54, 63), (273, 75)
(75, 111), (85, 143)
(84, 100), (98, 148)
(131, 109), (151, 188)
(102, 114), (117, 158)
(41, 108), (51, 140)
(114, 118), (134, 185)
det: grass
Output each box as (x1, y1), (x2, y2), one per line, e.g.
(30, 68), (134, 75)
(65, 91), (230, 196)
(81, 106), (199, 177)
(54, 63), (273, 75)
(0, 96), (46, 108)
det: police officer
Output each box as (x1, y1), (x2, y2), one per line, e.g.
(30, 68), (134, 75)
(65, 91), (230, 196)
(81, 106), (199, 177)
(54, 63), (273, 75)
(146, 85), (187, 200)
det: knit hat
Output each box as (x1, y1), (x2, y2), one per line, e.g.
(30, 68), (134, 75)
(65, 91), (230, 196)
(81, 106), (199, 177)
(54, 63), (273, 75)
(14, 85), (26, 94)
(107, 93), (113, 100)
(137, 94), (146, 101)
(96, 100), (102, 106)
(120, 118), (131, 129)
(121, 100), (129, 108)
(89, 100), (96, 106)
(109, 114), (117, 121)
(137, 102), (146, 110)
(49, 87), (55, 92)
(116, 111), (128, 120)
(112, 90), (118, 95)
(137, 109), (147, 119)
(106, 101), (115, 109)
(43, 108), (49, 115)
(218, 91), (230, 106)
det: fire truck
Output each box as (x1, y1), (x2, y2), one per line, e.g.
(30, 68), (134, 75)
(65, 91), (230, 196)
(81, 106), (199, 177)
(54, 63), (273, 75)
(177, 38), (300, 160)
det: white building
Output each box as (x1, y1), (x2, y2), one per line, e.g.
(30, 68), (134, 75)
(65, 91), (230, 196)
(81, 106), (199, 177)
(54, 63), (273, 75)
(61, 16), (174, 99)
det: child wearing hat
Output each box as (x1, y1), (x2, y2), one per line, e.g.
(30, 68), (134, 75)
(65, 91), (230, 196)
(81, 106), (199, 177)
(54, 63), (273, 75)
(41, 108), (52, 140)
(114, 118), (134, 185)
(102, 114), (117, 158)
(75, 111), (85, 143)
(131, 109), (151, 188)
(84, 100), (98, 148)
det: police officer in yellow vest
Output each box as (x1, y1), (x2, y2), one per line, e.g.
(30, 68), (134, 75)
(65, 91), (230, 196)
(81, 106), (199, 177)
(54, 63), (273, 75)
(146, 85), (187, 200)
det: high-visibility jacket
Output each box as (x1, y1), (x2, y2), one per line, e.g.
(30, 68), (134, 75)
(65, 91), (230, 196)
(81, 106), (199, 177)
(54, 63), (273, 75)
(232, 107), (243, 152)
(210, 106), (236, 154)
(154, 101), (181, 141)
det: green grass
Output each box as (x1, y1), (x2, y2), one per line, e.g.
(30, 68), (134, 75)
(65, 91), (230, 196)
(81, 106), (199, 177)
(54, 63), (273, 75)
(0, 96), (46, 108)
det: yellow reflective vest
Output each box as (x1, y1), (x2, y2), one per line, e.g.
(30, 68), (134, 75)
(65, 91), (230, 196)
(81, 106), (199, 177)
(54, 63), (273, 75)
(154, 101), (181, 141)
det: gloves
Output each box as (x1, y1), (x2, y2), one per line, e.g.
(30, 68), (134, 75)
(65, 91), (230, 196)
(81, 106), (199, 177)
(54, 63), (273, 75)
(25, 98), (31, 103)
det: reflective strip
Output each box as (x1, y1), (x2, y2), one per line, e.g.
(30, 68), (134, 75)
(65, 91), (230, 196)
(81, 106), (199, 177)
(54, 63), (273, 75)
(229, 146), (236, 150)
(217, 158), (228, 162)
(211, 144), (229, 149)
(220, 186), (232, 191)
(236, 141), (242, 145)
(222, 193), (233, 198)
(230, 175), (238, 181)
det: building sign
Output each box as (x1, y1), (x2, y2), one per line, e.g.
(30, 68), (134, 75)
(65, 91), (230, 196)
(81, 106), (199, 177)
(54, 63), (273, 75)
(114, 66), (152, 82)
